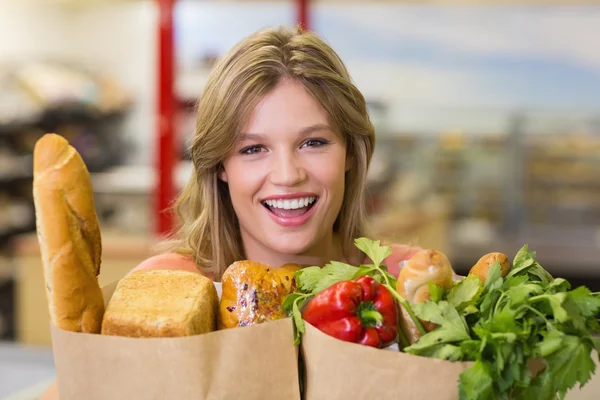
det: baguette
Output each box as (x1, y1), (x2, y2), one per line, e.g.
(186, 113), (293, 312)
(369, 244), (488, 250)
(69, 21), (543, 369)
(101, 269), (218, 338)
(396, 249), (455, 344)
(32, 133), (104, 333)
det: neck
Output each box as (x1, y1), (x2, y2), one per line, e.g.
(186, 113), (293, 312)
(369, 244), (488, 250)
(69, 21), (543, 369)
(240, 230), (347, 268)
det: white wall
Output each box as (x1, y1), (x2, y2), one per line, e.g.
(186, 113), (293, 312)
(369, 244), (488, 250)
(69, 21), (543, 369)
(0, 2), (71, 63)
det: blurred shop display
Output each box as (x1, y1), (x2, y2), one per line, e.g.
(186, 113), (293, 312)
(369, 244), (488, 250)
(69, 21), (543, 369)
(0, 62), (132, 342)
(0, 61), (132, 237)
(365, 111), (600, 284)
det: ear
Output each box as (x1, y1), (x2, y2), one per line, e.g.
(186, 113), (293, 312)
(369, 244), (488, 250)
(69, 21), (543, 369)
(218, 165), (228, 182)
(345, 152), (353, 172)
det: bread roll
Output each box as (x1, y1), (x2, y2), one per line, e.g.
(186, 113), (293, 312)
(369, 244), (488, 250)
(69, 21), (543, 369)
(32, 133), (104, 333)
(101, 269), (218, 337)
(396, 249), (455, 344)
(469, 252), (511, 283)
(219, 261), (297, 329)
(277, 263), (302, 292)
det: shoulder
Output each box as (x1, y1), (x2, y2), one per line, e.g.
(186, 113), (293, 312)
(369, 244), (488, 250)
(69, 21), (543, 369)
(363, 242), (422, 277)
(128, 252), (210, 278)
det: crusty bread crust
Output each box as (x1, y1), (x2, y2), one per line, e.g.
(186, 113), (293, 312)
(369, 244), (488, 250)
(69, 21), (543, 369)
(33, 133), (104, 333)
(469, 252), (511, 283)
(219, 261), (297, 329)
(101, 269), (218, 337)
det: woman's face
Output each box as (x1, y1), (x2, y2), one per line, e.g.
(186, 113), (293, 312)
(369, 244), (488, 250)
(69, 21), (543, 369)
(220, 78), (348, 262)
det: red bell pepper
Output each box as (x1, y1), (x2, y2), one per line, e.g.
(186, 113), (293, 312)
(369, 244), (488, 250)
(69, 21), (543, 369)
(301, 276), (398, 348)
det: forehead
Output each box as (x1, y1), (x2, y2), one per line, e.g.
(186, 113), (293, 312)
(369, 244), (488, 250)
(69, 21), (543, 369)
(240, 78), (333, 136)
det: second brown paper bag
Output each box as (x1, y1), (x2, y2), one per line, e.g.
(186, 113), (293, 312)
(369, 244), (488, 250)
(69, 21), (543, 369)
(300, 322), (472, 400)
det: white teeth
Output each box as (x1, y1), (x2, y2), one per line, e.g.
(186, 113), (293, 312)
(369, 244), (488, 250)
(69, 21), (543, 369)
(264, 196), (316, 210)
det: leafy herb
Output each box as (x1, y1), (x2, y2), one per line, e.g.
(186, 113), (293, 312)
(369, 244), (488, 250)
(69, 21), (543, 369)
(296, 261), (358, 295)
(354, 237), (392, 267)
(429, 283), (446, 303)
(404, 301), (471, 352)
(402, 244), (600, 400)
(447, 275), (483, 312)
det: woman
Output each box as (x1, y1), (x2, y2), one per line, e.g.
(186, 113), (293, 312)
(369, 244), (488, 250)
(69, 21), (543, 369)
(40, 25), (419, 399)
(133, 25), (420, 280)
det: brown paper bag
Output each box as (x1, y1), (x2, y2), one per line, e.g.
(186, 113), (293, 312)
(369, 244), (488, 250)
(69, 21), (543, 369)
(50, 281), (301, 400)
(300, 322), (472, 400)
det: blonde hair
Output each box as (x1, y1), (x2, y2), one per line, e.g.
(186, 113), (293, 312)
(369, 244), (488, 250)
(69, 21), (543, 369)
(159, 26), (375, 280)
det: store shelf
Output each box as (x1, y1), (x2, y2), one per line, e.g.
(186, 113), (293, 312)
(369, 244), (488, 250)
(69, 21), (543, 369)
(450, 223), (600, 278)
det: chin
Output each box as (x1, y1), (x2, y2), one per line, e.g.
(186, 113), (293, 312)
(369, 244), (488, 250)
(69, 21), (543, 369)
(266, 233), (316, 257)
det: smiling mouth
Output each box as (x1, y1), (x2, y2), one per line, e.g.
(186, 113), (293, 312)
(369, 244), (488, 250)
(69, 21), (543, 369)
(261, 196), (318, 218)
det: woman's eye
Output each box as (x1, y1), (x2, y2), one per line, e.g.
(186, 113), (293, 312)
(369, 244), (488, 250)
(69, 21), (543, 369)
(302, 138), (329, 148)
(240, 145), (265, 155)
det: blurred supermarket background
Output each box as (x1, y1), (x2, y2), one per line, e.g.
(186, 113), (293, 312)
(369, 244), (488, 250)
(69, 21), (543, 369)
(1, 0), (600, 398)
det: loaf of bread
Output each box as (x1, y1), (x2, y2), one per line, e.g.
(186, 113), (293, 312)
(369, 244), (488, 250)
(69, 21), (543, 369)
(469, 252), (511, 283)
(396, 249), (455, 344)
(32, 133), (105, 333)
(219, 261), (300, 329)
(101, 269), (218, 337)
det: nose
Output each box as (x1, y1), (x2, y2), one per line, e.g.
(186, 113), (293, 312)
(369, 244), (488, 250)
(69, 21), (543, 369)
(268, 151), (307, 187)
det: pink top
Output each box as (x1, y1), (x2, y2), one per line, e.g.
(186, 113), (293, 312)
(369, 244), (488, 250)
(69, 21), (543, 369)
(129, 243), (421, 280)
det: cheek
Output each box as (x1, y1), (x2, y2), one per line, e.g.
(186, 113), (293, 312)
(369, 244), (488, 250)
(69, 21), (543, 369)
(308, 151), (347, 193)
(224, 160), (263, 200)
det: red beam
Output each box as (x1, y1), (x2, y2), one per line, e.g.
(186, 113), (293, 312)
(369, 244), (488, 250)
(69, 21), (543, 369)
(297, 0), (310, 30)
(156, 0), (176, 237)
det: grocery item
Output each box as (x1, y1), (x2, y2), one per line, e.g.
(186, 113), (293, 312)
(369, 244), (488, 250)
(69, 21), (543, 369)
(219, 260), (299, 329)
(302, 275), (398, 348)
(32, 133), (104, 333)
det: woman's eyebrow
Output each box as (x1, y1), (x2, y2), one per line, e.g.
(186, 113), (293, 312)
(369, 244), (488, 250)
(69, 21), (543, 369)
(238, 124), (332, 141)
(298, 124), (332, 136)
(237, 133), (267, 142)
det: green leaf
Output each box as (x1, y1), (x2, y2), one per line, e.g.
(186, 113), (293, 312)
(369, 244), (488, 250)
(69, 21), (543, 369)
(537, 329), (565, 357)
(462, 304), (480, 317)
(512, 244), (536, 270)
(547, 278), (571, 293)
(428, 283), (445, 302)
(414, 343), (464, 361)
(481, 307), (522, 337)
(459, 360), (494, 400)
(353, 265), (377, 279)
(503, 274), (528, 289)
(568, 286), (600, 319)
(518, 369), (557, 400)
(496, 344), (522, 392)
(282, 293), (303, 316)
(459, 340), (483, 360)
(292, 297), (305, 345)
(354, 237), (392, 267)
(309, 262), (360, 294)
(484, 261), (503, 292)
(530, 293), (569, 323)
(295, 266), (325, 293)
(404, 301), (471, 354)
(544, 334), (596, 395)
(504, 284), (544, 307)
(447, 275), (484, 312)
(480, 288), (502, 321)
(507, 245), (553, 283)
